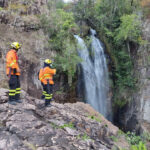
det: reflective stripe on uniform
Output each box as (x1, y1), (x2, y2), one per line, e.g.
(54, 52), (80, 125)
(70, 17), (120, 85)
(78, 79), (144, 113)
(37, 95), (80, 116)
(45, 97), (51, 100)
(16, 91), (21, 94)
(45, 92), (52, 99)
(9, 93), (16, 96)
(9, 89), (16, 92)
(45, 95), (52, 99)
(43, 91), (46, 95)
(9, 62), (14, 67)
(45, 77), (52, 79)
(16, 88), (21, 94)
(9, 60), (17, 67)
(40, 74), (52, 80)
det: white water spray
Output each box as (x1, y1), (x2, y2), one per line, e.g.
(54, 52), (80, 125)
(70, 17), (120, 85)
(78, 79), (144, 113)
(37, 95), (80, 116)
(75, 29), (110, 119)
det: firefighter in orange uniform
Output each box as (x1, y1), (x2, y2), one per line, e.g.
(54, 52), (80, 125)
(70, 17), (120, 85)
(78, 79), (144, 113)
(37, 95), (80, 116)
(39, 59), (56, 107)
(6, 42), (22, 105)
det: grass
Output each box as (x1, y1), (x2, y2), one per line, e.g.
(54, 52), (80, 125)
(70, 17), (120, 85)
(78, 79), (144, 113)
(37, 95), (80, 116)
(117, 131), (148, 150)
(50, 122), (60, 129)
(50, 122), (75, 129)
(0, 7), (3, 11)
(77, 133), (90, 141)
(110, 135), (118, 142)
(142, 132), (150, 142)
(60, 122), (75, 129)
(24, 142), (37, 150)
(88, 115), (102, 123)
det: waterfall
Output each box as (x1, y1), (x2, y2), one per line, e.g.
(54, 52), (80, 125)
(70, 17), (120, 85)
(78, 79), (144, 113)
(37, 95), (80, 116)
(75, 29), (111, 119)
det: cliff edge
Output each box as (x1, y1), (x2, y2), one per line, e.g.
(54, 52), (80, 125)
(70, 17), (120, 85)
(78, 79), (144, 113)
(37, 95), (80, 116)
(0, 88), (129, 150)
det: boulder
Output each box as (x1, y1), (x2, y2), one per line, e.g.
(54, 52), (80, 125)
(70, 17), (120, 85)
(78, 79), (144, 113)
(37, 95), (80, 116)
(0, 88), (129, 150)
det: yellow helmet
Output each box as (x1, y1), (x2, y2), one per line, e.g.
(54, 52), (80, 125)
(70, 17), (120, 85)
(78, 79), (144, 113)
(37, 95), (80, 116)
(11, 42), (22, 50)
(44, 59), (52, 64)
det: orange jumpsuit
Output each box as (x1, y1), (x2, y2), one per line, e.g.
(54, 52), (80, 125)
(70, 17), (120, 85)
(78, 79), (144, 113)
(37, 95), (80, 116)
(6, 49), (21, 101)
(39, 66), (56, 106)
(6, 49), (20, 76)
(39, 67), (56, 85)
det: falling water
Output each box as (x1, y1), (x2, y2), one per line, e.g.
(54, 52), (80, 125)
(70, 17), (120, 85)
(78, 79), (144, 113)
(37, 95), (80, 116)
(74, 29), (110, 119)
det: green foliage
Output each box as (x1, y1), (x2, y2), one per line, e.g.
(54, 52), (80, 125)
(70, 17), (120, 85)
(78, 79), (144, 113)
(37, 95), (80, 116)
(50, 122), (60, 129)
(110, 135), (118, 142)
(82, 133), (90, 140)
(40, 3), (81, 86)
(141, 132), (150, 142)
(54, 39), (82, 86)
(60, 122), (75, 129)
(116, 131), (148, 150)
(0, 7), (3, 11)
(118, 129), (125, 136)
(88, 115), (101, 123)
(126, 132), (142, 145)
(125, 131), (147, 150)
(113, 48), (136, 108)
(40, 0), (144, 103)
(130, 141), (147, 150)
(115, 14), (142, 43)
(47, 0), (65, 10)
(77, 133), (90, 141)
(40, 9), (78, 51)
(114, 98), (127, 108)
(73, 0), (143, 108)
(115, 50), (135, 88)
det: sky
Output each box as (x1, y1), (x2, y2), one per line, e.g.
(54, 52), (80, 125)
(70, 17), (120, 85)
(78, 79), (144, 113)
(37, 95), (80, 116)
(63, 0), (73, 3)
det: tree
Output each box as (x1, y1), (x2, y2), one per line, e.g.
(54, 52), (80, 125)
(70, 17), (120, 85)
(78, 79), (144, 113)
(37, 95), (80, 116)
(115, 14), (142, 54)
(115, 14), (141, 43)
(40, 5), (81, 85)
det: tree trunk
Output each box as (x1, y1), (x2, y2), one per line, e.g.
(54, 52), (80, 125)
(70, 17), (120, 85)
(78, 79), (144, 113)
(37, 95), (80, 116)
(126, 40), (131, 57)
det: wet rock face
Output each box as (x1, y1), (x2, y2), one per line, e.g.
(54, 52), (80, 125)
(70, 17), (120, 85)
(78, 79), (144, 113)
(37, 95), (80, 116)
(0, 88), (129, 150)
(118, 20), (150, 133)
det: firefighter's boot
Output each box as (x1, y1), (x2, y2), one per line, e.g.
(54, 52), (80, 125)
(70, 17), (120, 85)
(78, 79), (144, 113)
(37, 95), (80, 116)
(15, 94), (22, 103)
(45, 99), (51, 107)
(8, 96), (17, 105)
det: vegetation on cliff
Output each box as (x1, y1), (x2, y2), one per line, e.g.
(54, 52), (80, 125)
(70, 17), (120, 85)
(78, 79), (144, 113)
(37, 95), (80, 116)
(0, 0), (147, 110)
(40, 1), (81, 86)
(71, 0), (144, 108)
(0, 0), (150, 149)
(39, 0), (147, 108)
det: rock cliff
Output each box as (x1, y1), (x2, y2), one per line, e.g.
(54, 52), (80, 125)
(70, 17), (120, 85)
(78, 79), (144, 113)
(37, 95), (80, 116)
(0, 0), (50, 98)
(117, 20), (150, 134)
(1, 0), (150, 139)
(0, 88), (129, 150)
(0, 0), (77, 103)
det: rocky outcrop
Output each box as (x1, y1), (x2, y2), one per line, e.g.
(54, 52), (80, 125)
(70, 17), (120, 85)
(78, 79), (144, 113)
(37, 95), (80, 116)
(0, 0), (57, 99)
(0, 88), (129, 150)
(0, 0), (74, 102)
(117, 20), (150, 133)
